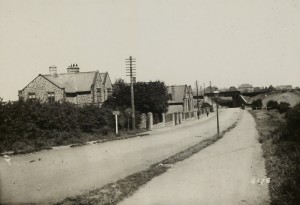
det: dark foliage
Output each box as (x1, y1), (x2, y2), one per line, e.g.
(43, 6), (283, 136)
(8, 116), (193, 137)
(252, 99), (262, 108)
(281, 103), (300, 141)
(0, 99), (116, 153)
(267, 100), (279, 109)
(103, 79), (169, 115)
(278, 102), (291, 114)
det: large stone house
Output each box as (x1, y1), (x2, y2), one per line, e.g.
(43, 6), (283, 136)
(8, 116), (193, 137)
(18, 64), (112, 106)
(238, 84), (254, 93)
(167, 85), (194, 113)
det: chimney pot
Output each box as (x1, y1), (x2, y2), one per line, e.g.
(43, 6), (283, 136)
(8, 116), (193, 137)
(49, 65), (57, 76)
(67, 63), (80, 73)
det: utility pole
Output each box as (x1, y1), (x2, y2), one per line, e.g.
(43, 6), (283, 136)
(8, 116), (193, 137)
(126, 56), (136, 130)
(203, 83), (206, 103)
(196, 80), (200, 119)
(210, 81), (213, 110)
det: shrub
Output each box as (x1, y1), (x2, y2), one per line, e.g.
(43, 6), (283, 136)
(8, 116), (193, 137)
(278, 102), (291, 114)
(267, 100), (279, 109)
(252, 99), (262, 108)
(281, 103), (300, 142)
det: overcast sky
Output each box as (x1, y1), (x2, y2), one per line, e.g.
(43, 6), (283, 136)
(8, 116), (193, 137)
(0, 0), (299, 101)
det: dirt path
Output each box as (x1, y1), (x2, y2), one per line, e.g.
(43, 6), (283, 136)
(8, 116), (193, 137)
(0, 108), (240, 204)
(119, 110), (270, 205)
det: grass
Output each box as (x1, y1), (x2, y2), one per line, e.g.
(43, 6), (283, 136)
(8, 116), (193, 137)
(0, 129), (148, 156)
(250, 110), (300, 205)
(56, 122), (238, 205)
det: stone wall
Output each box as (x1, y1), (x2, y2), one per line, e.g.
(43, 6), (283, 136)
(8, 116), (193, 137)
(76, 93), (93, 105)
(19, 75), (64, 102)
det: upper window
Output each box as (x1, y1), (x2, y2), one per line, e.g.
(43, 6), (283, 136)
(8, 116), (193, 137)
(28, 93), (36, 100)
(48, 92), (55, 103)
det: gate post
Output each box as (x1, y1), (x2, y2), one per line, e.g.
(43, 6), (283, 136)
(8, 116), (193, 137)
(147, 112), (153, 131)
(162, 113), (166, 128)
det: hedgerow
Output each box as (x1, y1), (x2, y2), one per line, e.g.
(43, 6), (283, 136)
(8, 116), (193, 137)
(0, 99), (132, 153)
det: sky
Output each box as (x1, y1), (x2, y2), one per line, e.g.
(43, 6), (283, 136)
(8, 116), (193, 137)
(0, 0), (300, 101)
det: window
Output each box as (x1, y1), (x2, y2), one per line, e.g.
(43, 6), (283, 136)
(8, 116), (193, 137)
(97, 88), (102, 102)
(168, 93), (173, 101)
(28, 93), (36, 100)
(48, 92), (55, 103)
(107, 88), (112, 97)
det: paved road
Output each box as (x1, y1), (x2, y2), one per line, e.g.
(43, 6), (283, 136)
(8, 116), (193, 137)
(119, 110), (270, 205)
(0, 108), (240, 204)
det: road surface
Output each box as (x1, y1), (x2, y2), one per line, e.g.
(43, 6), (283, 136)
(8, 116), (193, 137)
(0, 108), (240, 204)
(119, 110), (270, 205)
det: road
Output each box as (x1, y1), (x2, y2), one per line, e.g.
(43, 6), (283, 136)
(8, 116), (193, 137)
(119, 110), (270, 205)
(0, 108), (240, 204)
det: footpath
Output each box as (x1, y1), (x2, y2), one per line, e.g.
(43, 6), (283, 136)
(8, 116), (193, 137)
(119, 110), (270, 205)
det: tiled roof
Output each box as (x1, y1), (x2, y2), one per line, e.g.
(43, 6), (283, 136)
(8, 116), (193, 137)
(43, 72), (97, 93)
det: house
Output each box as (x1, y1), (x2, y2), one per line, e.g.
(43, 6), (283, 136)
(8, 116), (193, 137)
(275, 85), (293, 91)
(238, 84), (254, 93)
(204, 86), (218, 93)
(167, 85), (194, 113)
(18, 64), (112, 106)
(228, 86), (238, 92)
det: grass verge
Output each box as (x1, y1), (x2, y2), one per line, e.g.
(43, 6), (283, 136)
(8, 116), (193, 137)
(56, 122), (238, 205)
(250, 110), (300, 205)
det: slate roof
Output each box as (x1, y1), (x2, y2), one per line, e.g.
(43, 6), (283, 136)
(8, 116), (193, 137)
(43, 71), (97, 93)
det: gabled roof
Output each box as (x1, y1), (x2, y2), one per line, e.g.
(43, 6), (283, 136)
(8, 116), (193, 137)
(100, 72), (112, 86)
(43, 71), (98, 93)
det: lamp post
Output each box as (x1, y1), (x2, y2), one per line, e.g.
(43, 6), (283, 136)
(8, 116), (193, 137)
(213, 91), (220, 135)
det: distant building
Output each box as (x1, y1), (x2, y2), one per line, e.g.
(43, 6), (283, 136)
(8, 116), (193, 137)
(238, 84), (254, 93)
(275, 85), (293, 91)
(18, 64), (112, 106)
(204, 86), (218, 93)
(228, 86), (238, 91)
(167, 85), (194, 113)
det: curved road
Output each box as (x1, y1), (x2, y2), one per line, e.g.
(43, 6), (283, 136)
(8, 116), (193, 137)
(0, 108), (240, 204)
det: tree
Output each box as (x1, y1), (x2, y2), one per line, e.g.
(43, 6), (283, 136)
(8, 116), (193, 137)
(268, 85), (275, 91)
(278, 102), (290, 113)
(267, 100), (279, 109)
(252, 99), (262, 108)
(103, 79), (169, 114)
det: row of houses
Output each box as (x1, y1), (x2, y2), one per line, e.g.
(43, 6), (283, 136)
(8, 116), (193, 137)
(18, 65), (196, 114)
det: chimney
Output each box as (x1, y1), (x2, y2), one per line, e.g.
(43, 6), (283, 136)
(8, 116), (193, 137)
(49, 65), (57, 76)
(67, 63), (80, 73)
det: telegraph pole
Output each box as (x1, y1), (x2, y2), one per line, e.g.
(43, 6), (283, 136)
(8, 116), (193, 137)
(210, 81), (214, 110)
(126, 56), (136, 130)
(196, 80), (200, 119)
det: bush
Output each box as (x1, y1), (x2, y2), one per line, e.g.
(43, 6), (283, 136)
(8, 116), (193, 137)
(281, 103), (300, 141)
(267, 100), (279, 109)
(252, 99), (262, 108)
(278, 102), (291, 114)
(0, 99), (119, 153)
